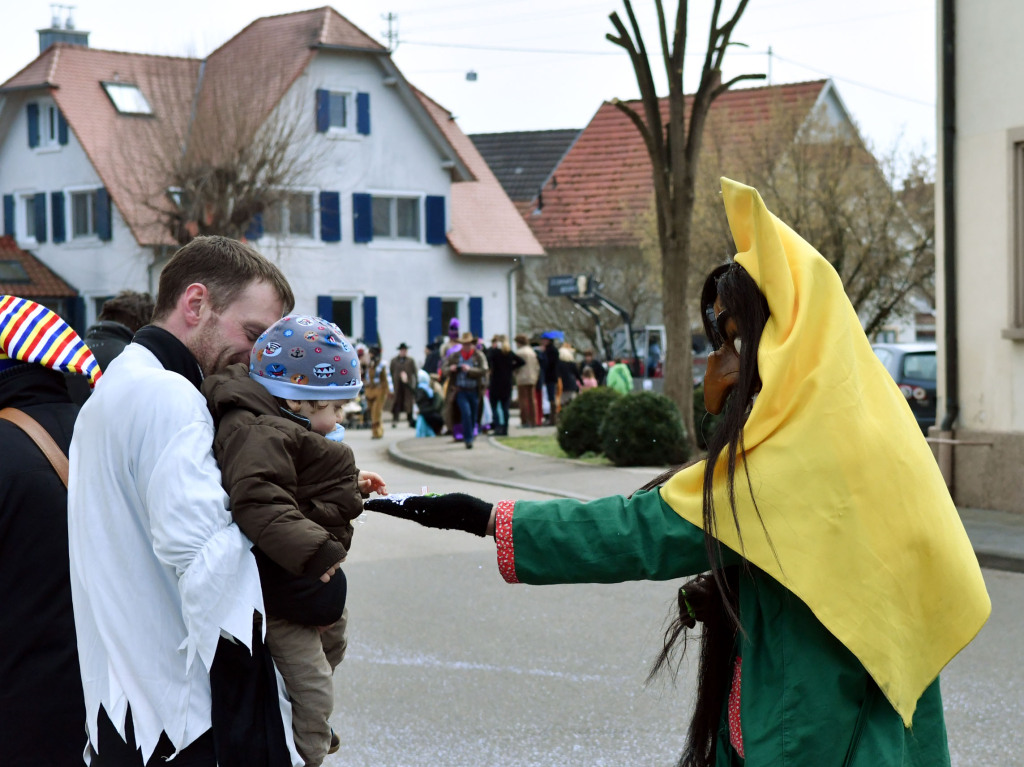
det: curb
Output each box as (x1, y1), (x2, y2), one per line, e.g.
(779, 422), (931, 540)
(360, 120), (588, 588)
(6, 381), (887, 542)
(386, 439), (594, 502)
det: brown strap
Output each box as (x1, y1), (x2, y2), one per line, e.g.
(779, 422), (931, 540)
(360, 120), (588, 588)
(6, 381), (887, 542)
(0, 407), (69, 487)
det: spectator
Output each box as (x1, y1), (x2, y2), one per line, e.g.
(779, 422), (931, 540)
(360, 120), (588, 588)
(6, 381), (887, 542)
(422, 341), (442, 379)
(414, 370), (445, 437)
(581, 349), (606, 386)
(67, 289), (155, 404)
(485, 334), (524, 436)
(556, 342), (581, 412)
(580, 366), (598, 389)
(0, 296), (99, 766)
(512, 334), (539, 429)
(441, 331), (487, 449)
(606, 356), (634, 394)
(389, 343), (418, 428)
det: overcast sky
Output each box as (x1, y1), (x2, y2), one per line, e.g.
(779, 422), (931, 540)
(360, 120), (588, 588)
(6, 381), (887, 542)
(2, 0), (936, 159)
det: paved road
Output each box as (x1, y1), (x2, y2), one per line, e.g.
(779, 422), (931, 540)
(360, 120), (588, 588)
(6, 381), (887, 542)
(322, 425), (1022, 766)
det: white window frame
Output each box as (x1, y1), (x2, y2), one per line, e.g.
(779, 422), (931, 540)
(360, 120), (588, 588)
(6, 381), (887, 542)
(327, 295), (362, 341)
(101, 82), (153, 115)
(323, 89), (355, 136)
(16, 191), (40, 246)
(368, 191), (424, 245)
(262, 188), (318, 241)
(65, 185), (102, 242)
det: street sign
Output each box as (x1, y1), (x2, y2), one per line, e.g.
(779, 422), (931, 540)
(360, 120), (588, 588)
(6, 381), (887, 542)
(547, 274), (592, 297)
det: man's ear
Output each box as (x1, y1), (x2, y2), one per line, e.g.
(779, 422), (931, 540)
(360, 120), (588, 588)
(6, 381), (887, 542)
(179, 283), (210, 329)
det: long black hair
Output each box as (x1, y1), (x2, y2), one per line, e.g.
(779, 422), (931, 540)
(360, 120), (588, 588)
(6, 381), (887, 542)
(641, 262), (771, 767)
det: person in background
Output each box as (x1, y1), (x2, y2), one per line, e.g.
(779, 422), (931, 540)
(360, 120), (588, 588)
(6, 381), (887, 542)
(66, 289), (155, 405)
(539, 336), (559, 424)
(362, 344), (389, 439)
(605, 355), (634, 395)
(512, 334), (539, 429)
(202, 315), (386, 766)
(0, 296), (99, 766)
(440, 317), (461, 358)
(389, 343), (419, 428)
(441, 331), (487, 449)
(485, 334), (524, 437)
(579, 366), (598, 390)
(414, 369), (445, 437)
(422, 340), (442, 379)
(68, 236), (300, 767)
(646, 333), (662, 378)
(556, 342), (581, 414)
(581, 349), (606, 387)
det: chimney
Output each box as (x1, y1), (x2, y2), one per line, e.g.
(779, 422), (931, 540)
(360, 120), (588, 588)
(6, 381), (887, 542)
(38, 5), (90, 53)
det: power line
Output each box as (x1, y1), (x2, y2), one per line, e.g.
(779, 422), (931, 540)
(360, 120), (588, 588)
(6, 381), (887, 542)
(399, 39), (762, 57)
(769, 52), (935, 107)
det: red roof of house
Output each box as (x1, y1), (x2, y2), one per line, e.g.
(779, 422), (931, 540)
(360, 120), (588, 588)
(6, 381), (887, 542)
(415, 90), (544, 258)
(0, 235), (77, 297)
(526, 80), (830, 249)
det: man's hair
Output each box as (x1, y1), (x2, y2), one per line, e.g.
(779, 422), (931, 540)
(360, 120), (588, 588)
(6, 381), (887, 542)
(97, 290), (155, 332)
(151, 236), (294, 322)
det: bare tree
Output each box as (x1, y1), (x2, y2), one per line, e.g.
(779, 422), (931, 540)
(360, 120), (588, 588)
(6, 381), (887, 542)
(125, 55), (321, 245)
(688, 102), (936, 337)
(607, 0), (762, 449)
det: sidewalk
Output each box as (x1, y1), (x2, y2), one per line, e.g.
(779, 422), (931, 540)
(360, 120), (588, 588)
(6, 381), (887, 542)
(387, 423), (1024, 573)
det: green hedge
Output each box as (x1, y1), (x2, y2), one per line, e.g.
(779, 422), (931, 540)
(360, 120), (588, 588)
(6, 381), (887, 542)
(599, 391), (690, 467)
(556, 386), (623, 457)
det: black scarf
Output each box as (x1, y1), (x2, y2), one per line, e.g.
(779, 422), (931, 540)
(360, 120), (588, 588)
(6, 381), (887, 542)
(132, 325), (204, 390)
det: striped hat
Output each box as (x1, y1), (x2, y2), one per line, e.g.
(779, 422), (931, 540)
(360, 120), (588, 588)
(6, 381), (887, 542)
(0, 295), (102, 388)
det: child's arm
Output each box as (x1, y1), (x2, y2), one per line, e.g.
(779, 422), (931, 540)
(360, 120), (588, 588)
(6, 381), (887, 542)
(358, 470), (387, 496)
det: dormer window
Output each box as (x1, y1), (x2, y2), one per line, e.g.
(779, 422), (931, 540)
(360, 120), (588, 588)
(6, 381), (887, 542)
(102, 82), (153, 115)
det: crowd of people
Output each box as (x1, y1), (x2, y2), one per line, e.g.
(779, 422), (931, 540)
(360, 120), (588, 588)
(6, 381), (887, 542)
(0, 177), (991, 767)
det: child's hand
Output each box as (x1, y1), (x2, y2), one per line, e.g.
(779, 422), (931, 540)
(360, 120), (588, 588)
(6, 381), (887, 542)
(319, 559), (345, 583)
(358, 470), (387, 495)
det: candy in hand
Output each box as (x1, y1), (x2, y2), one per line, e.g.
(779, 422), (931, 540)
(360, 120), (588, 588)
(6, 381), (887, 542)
(364, 492), (492, 536)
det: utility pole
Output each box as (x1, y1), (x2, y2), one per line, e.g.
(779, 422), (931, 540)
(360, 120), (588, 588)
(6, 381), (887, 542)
(382, 12), (399, 52)
(767, 45), (773, 85)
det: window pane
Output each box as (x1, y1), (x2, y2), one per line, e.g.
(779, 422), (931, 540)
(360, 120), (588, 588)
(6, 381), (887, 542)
(24, 199), (36, 239)
(396, 198), (419, 239)
(288, 193), (313, 236)
(372, 197), (391, 237)
(329, 92), (347, 129)
(331, 300), (354, 337)
(263, 201), (284, 234)
(47, 105), (57, 142)
(72, 192), (93, 236)
(102, 83), (153, 115)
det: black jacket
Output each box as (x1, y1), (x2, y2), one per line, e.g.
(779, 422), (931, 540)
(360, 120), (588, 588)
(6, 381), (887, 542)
(66, 320), (135, 405)
(0, 365), (86, 765)
(485, 348), (525, 399)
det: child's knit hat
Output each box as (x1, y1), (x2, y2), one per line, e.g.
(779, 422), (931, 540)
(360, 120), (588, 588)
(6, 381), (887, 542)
(249, 314), (361, 400)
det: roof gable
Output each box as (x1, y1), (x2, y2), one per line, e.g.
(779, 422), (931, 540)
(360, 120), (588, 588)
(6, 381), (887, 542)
(470, 129), (581, 202)
(526, 80), (831, 249)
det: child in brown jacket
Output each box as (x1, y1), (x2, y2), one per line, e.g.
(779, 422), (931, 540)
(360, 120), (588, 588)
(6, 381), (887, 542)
(203, 314), (386, 766)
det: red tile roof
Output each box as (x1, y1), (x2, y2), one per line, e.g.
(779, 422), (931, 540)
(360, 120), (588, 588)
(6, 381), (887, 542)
(415, 90), (544, 258)
(0, 236), (77, 297)
(526, 80), (830, 249)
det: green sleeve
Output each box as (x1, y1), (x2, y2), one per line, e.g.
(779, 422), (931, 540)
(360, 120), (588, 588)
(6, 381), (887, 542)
(502, 489), (741, 585)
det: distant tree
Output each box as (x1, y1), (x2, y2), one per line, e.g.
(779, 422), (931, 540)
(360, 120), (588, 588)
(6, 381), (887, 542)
(689, 102), (936, 336)
(127, 56), (320, 245)
(606, 0), (762, 450)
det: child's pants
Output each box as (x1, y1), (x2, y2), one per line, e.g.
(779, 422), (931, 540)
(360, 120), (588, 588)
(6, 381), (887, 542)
(265, 609), (348, 767)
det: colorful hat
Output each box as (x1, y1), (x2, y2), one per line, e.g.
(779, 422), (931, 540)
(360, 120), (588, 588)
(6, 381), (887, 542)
(0, 295), (101, 387)
(249, 314), (361, 400)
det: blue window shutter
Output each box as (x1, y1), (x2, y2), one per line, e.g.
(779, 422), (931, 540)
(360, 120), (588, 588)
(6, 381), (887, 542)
(427, 297), (442, 345)
(352, 193), (372, 243)
(315, 89), (330, 133)
(3, 195), (14, 236)
(425, 195), (446, 245)
(66, 296), (86, 334)
(356, 92), (370, 135)
(320, 191), (341, 242)
(363, 296), (378, 345)
(58, 110), (68, 145)
(27, 103), (39, 148)
(244, 213), (263, 241)
(95, 188), (112, 241)
(317, 295), (333, 322)
(51, 191), (65, 243)
(469, 297), (483, 341)
(33, 193), (47, 243)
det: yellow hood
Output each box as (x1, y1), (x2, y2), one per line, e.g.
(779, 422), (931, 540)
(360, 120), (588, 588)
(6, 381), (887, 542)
(661, 178), (990, 726)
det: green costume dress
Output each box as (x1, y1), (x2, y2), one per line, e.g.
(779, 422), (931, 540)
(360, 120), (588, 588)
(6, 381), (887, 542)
(495, 491), (952, 767)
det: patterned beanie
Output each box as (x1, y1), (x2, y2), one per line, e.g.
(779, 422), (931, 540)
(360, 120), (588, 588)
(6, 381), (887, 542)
(0, 295), (101, 387)
(249, 314), (361, 400)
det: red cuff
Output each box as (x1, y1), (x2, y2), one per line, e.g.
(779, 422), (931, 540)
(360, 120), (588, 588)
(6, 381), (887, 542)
(494, 500), (518, 583)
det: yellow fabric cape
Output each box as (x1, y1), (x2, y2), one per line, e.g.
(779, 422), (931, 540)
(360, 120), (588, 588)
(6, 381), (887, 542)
(661, 178), (990, 726)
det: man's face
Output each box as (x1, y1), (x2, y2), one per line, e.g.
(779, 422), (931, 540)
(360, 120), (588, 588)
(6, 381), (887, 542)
(399, 348), (407, 357)
(192, 281), (284, 376)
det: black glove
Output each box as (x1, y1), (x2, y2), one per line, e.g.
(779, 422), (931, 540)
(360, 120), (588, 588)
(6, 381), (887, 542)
(364, 493), (492, 537)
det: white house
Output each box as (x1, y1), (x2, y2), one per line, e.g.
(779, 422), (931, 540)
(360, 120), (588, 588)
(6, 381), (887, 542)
(0, 7), (544, 349)
(934, 0), (1024, 513)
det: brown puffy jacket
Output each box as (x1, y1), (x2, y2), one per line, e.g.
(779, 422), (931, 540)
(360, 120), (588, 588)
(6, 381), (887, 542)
(203, 363), (362, 580)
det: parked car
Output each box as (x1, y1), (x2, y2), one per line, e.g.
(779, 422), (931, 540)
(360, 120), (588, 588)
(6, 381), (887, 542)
(871, 342), (937, 434)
